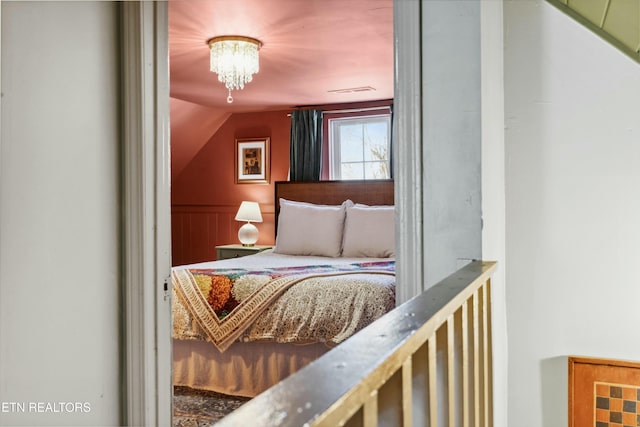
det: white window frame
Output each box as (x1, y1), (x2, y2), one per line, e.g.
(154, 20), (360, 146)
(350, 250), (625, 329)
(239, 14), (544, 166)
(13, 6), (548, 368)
(328, 113), (392, 180)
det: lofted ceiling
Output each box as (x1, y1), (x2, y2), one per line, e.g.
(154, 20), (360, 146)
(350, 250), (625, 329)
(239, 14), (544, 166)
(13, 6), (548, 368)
(547, 0), (640, 63)
(168, 0), (394, 178)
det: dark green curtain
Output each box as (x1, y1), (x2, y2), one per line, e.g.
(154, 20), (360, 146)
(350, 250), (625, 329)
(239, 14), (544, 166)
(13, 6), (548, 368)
(289, 109), (322, 181)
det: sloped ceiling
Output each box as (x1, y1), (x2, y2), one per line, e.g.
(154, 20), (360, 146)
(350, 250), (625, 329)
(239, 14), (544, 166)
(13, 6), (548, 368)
(547, 0), (640, 63)
(169, 0), (394, 178)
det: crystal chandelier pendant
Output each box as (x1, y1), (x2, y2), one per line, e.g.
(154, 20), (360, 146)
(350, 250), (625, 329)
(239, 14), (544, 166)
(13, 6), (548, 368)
(208, 36), (261, 102)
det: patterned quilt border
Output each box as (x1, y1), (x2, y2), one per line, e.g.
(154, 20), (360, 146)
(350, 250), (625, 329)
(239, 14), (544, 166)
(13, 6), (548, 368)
(172, 267), (395, 352)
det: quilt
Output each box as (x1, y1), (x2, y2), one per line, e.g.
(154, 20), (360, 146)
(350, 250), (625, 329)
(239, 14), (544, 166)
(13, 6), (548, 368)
(172, 261), (395, 352)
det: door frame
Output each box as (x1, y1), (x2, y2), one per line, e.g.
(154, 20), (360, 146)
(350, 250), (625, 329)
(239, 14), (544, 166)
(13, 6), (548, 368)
(122, 0), (424, 424)
(121, 2), (172, 426)
(393, 0), (424, 304)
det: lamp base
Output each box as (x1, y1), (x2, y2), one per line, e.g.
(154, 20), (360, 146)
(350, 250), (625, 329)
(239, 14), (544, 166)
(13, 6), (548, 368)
(238, 222), (259, 246)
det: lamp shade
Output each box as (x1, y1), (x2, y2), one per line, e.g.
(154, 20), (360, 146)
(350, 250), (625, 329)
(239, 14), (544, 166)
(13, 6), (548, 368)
(235, 201), (263, 223)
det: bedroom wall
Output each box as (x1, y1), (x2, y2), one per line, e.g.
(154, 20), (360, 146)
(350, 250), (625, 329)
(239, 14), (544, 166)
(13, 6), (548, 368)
(0, 2), (121, 426)
(170, 97), (231, 180)
(171, 109), (291, 265)
(504, 1), (640, 426)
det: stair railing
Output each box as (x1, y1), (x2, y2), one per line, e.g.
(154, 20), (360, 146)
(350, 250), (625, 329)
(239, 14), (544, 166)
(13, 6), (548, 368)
(216, 260), (497, 427)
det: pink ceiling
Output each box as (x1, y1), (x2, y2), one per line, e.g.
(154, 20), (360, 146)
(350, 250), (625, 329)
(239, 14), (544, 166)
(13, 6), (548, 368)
(169, 0), (394, 178)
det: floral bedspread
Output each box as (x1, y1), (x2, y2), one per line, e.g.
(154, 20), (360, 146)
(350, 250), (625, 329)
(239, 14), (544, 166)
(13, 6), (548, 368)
(172, 261), (395, 352)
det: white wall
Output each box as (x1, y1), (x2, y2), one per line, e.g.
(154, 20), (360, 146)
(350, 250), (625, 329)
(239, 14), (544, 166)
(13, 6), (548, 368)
(480, 1), (507, 426)
(0, 2), (121, 426)
(504, 1), (640, 426)
(422, 0), (483, 288)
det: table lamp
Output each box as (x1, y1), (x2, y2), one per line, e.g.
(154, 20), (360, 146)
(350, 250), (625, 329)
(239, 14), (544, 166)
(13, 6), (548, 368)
(234, 201), (263, 246)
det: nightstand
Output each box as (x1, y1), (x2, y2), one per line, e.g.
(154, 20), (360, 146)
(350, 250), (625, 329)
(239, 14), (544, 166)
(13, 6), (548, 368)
(215, 244), (273, 260)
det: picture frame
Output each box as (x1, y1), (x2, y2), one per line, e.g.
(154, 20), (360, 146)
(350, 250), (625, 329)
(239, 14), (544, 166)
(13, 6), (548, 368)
(235, 137), (270, 184)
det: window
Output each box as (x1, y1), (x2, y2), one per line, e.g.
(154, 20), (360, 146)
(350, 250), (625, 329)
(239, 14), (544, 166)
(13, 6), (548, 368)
(328, 114), (391, 180)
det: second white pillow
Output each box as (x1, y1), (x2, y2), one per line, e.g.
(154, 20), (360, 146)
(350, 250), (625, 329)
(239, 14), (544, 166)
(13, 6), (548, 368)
(342, 205), (395, 258)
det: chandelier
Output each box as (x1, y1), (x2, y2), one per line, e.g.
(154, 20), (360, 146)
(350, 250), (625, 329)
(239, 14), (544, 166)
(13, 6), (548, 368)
(208, 36), (261, 103)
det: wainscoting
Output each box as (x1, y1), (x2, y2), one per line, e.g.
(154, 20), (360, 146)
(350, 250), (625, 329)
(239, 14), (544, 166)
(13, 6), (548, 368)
(172, 204), (276, 266)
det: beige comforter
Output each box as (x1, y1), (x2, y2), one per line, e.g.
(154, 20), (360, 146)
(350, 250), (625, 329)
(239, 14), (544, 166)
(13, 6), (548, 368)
(172, 261), (395, 352)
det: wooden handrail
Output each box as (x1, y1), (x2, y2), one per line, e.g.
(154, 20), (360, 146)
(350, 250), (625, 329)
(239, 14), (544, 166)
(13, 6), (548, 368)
(216, 260), (497, 427)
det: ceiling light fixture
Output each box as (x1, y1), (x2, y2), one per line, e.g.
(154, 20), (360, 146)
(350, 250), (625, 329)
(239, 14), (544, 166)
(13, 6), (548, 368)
(208, 35), (261, 104)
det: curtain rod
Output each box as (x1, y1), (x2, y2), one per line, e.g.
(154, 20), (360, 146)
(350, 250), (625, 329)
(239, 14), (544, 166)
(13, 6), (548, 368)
(323, 105), (391, 114)
(287, 105), (391, 117)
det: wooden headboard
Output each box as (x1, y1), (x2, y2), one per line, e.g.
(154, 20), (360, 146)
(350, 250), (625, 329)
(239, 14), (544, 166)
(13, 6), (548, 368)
(274, 180), (394, 232)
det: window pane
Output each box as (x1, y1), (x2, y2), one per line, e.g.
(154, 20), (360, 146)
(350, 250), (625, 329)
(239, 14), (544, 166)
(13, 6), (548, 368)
(364, 121), (387, 150)
(363, 122), (388, 161)
(364, 141), (388, 162)
(341, 162), (364, 180)
(364, 161), (390, 179)
(339, 124), (364, 162)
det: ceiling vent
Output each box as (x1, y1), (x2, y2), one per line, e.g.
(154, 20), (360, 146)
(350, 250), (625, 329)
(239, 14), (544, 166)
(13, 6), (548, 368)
(328, 86), (376, 94)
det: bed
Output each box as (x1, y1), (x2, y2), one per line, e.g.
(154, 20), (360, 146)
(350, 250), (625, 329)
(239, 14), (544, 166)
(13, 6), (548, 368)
(172, 180), (395, 397)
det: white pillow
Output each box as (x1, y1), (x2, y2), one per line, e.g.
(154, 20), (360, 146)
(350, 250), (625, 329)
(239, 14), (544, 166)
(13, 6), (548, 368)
(342, 205), (395, 258)
(273, 199), (352, 257)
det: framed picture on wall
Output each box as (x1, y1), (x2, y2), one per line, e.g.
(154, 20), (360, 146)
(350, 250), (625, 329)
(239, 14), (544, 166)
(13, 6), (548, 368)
(235, 137), (270, 184)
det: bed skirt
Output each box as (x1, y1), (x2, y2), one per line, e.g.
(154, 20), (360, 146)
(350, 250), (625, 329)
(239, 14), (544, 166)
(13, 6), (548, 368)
(172, 339), (330, 398)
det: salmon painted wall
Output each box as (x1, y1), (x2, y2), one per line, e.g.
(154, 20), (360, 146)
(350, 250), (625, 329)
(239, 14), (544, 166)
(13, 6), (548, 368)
(172, 109), (291, 266)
